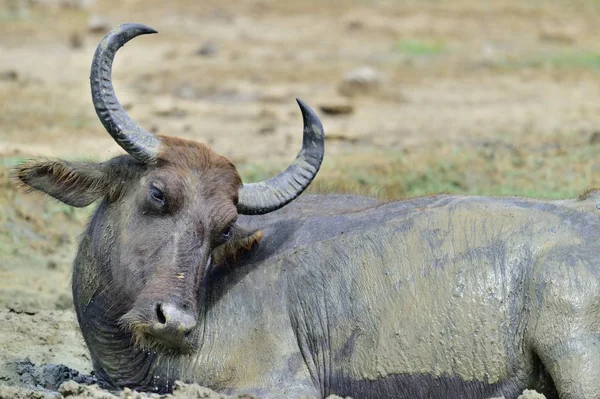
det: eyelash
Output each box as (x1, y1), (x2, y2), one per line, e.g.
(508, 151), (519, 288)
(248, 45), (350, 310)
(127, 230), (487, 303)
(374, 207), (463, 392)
(222, 225), (233, 240)
(149, 184), (166, 207)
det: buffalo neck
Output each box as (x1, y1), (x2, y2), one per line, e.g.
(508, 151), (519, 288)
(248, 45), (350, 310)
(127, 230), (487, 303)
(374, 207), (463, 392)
(72, 201), (191, 392)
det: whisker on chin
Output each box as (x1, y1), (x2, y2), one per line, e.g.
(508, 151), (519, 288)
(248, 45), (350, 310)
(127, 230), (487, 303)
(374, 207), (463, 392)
(118, 315), (195, 357)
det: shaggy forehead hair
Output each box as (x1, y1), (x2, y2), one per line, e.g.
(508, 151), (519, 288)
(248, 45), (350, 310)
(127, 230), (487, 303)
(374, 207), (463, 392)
(156, 136), (242, 198)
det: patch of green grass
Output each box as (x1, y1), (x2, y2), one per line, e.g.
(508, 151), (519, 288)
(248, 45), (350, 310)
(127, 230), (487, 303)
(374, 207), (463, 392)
(395, 39), (447, 56)
(0, 155), (27, 167)
(501, 49), (600, 70)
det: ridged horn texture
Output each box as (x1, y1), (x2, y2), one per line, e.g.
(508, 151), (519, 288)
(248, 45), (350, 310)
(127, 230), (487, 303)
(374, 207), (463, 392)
(237, 98), (325, 215)
(90, 23), (161, 164)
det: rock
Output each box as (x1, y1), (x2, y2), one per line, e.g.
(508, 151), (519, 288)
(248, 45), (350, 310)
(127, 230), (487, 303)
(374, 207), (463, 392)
(319, 99), (354, 115)
(174, 85), (202, 100)
(196, 41), (219, 57)
(152, 98), (186, 118)
(590, 131), (600, 145)
(345, 19), (364, 31)
(69, 32), (84, 49)
(538, 22), (578, 44)
(121, 100), (134, 111)
(338, 66), (381, 97)
(87, 15), (111, 34)
(55, 294), (73, 310)
(0, 70), (18, 81)
(258, 124), (276, 135)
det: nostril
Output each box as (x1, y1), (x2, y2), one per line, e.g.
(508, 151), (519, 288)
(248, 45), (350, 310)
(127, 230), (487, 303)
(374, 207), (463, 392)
(155, 303), (166, 325)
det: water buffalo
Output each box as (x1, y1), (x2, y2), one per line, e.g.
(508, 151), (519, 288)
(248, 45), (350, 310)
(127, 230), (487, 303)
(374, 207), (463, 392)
(15, 23), (600, 399)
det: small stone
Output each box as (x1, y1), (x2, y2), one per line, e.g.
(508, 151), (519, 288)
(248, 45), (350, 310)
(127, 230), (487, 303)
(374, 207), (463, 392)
(88, 15), (111, 34)
(47, 260), (58, 270)
(196, 41), (219, 57)
(338, 66), (382, 97)
(0, 70), (18, 81)
(346, 19), (364, 31)
(152, 98), (186, 118)
(55, 294), (73, 310)
(121, 100), (134, 111)
(589, 131), (600, 145)
(258, 124), (276, 135)
(174, 85), (201, 100)
(538, 22), (577, 44)
(319, 100), (354, 115)
(69, 32), (84, 49)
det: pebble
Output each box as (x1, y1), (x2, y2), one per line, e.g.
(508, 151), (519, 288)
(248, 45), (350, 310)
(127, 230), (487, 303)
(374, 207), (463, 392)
(69, 32), (84, 49)
(319, 100), (354, 115)
(152, 98), (186, 118)
(0, 70), (18, 81)
(196, 41), (219, 57)
(87, 15), (111, 34)
(338, 66), (381, 97)
(589, 131), (600, 145)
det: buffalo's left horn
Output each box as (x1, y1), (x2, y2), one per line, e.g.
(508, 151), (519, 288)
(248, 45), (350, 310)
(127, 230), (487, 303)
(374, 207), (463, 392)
(237, 99), (325, 215)
(90, 23), (162, 164)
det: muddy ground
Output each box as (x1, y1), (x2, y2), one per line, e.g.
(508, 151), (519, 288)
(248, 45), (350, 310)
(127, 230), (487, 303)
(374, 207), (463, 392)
(2, 0), (600, 397)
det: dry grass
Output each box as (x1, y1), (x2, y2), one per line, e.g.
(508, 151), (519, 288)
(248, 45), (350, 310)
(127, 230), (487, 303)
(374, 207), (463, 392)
(239, 132), (600, 201)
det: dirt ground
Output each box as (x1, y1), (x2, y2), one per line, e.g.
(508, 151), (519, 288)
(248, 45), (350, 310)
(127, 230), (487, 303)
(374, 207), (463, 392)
(2, 0), (600, 397)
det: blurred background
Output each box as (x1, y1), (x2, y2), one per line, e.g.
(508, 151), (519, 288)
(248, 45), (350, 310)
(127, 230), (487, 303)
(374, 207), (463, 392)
(2, 0), (600, 312)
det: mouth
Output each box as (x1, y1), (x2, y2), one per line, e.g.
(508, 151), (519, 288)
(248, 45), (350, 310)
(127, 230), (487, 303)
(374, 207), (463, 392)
(119, 316), (197, 356)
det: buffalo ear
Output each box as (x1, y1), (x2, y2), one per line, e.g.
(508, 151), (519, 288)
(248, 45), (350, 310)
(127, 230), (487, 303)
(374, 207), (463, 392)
(14, 159), (109, 207)
(212, 228), (264, 268)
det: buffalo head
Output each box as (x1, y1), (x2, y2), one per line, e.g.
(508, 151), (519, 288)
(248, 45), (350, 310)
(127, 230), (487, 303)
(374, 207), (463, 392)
(14, 23), (324, 355)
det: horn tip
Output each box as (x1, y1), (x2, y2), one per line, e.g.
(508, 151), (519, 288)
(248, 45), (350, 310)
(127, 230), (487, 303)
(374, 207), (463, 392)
(118, 23), (158, 35)
(295, 98), (324, 137)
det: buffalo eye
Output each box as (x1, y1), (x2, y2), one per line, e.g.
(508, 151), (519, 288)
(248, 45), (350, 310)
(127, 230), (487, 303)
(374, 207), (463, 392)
(221, 225), (232, 241)
(149, 184), (166, 207)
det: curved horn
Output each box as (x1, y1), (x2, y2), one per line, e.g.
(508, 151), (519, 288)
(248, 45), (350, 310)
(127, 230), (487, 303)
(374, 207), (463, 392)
(90, 23), (161, 164)
(237, 99), (325, 215)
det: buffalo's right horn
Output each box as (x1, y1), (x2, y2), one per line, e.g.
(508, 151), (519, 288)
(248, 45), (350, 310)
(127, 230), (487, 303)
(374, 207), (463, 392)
(237, 99), (325, 215)
(90, 23), (161, 164)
